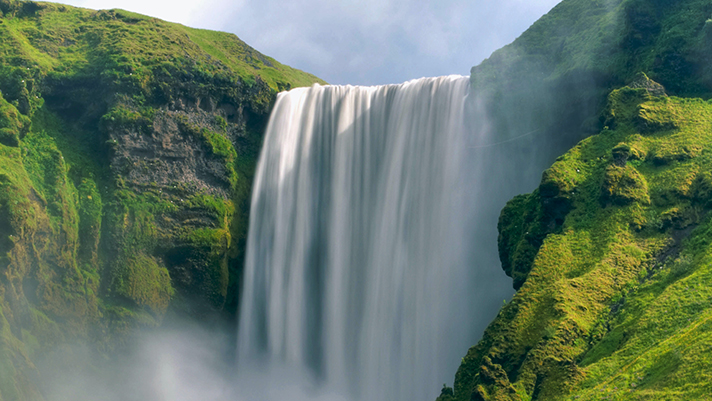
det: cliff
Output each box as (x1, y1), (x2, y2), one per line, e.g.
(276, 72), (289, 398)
(467, 0), (712, 173)
(440, 0), (712, 398)
(3, 0), (712, 399)
(442, 76), (712, 400)
(0, 0), (323, 398)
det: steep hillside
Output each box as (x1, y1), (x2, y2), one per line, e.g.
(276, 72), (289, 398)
(438, 0), (712, 399)
(442, 75), (712, 401)
(0, 0), (323, 399)
(469, 0), (712, 167)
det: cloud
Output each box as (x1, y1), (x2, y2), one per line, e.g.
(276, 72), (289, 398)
(57, 0), (561, 86)
(221, 0), (562, 84)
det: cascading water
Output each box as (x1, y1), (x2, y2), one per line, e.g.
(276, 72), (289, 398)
(237, 75), (516, 401)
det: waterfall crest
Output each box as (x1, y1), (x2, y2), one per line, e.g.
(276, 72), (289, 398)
(237, 76), (504, 401)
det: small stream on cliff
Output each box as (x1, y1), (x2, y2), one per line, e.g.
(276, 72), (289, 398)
(235, 75), (524, 401)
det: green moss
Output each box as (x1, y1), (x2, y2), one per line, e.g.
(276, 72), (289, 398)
(180, 228), (230, 248)
(185, 193), (233, 223)
(100, 302), (159, 347)
(601, 164), (651, 206)
(100, 103), (152, 134)
(22, 129), (80, 234)
(0, 310), (20, 401)
(635, 99), (681, 134)
(450, 81), (712, 400)
(76, 178), (102, 266)
(0, 94), (30, 146)
(174, 117), (239, 189)
(690, 171), (712, 207)
(612, 140), (647, 164)
(604, 87), (654, 130)
(111, 253), (173, 315)
(498, 192), (551, 289)
(0, 1), (326, 397)
(199, 127), (238, 187)
(26, 309), (62, 354)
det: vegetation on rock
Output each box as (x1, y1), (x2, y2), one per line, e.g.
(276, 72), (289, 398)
(0, 0), (323, 398)
(469, 0), (712, 173)
(440, 79), (712, 401)
(438, 0), (712, 398)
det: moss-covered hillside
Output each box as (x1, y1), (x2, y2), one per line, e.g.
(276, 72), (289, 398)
(435, 0), (712, 399)
(0, 0), (322, 398)
(469, 0), (712, 161)
(440, 76), (712, 400)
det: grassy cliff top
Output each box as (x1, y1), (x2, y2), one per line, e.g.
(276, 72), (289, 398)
(473, 0), (712, 97)
(0, 0), (324, 98)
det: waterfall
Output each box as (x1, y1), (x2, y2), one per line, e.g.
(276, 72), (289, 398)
(237, 75), (513, 401)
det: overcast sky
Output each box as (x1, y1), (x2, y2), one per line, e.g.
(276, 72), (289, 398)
(58, 0), (561, 85)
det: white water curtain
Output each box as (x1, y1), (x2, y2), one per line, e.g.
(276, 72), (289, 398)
(237, 76), (505, 401)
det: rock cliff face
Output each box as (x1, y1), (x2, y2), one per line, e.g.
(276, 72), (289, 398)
(0, 1), (322, 398)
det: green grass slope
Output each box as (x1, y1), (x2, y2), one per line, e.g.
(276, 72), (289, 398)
(0, 0), (323, 399)
(468, 0), (712, 161)
(437, 1), (712, 398)
(439, 75), (712, 401)
(0, 1), (323, 92)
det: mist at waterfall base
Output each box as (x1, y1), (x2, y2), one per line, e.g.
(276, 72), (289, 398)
(39, 75), (577, 401)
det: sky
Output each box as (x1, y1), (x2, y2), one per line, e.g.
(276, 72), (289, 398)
(58, 0), (562, 85)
